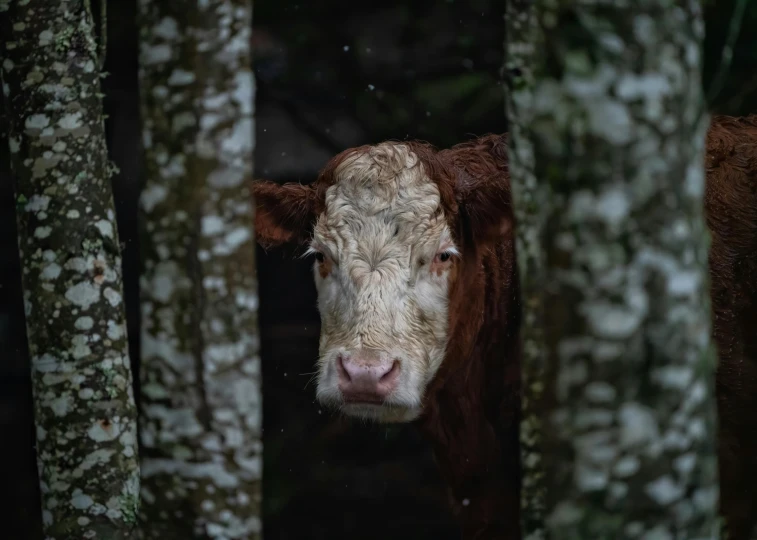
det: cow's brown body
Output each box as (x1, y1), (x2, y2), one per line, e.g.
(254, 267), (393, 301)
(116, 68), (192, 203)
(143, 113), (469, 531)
(705, 115), (757, 540)
(418, 135), (521, 538)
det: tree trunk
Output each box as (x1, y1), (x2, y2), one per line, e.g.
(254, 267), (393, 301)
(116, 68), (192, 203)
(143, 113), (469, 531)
(505, 1), (720, 538)
(503, 3), (546, 539)
(0, 1), (141, 539)
(136, 0), (263, 538)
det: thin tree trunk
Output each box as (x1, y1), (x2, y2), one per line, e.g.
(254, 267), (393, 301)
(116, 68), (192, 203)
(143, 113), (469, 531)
(505, 1), (720, 538)
(0, 1), (141, 539)
(503, 3), (546, 539)
(136, 0), (262, 538)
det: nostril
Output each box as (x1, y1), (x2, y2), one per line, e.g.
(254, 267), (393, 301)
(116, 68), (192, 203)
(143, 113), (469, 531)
(336, 355), (351, 382)
(380, 360), (400, 382)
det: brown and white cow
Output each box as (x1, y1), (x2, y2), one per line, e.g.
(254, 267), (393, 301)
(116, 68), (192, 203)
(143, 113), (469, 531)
(253, 134), (520, 538)
(251, 115), (757, 540)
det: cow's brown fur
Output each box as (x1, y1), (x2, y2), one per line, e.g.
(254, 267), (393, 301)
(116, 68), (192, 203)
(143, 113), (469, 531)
(251, 115), (757, 539)
(420, 134), (521, 538)
(705, 115), (757, 540)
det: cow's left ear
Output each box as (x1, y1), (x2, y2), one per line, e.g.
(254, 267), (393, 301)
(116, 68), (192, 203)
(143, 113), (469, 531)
(453, 137), (513, 248)
(251, 180), (316, 249)
(456, 176), (513, 246)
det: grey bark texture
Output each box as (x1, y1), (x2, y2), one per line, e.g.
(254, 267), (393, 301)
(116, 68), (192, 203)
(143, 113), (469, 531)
(504, 1), (720, 538)
(0, 1), (141, 539)
(136, 0), (263, 538)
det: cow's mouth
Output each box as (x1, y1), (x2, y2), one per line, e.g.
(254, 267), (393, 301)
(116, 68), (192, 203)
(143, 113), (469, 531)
(342, 394), (385, 405)
(339, 401), (421, 423)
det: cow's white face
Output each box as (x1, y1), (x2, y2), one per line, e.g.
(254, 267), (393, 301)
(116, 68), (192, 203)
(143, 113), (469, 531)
(308, 143), (458, 423)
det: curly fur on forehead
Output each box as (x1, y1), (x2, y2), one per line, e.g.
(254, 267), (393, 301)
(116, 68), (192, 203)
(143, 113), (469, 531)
(319, 143), (445, 233)
(311, 140), (461, 229)
(331, 143), (434, 212)
(335, 142), (421, 186)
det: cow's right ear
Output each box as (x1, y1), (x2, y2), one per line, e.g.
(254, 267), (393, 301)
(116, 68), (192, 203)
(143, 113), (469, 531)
(251, 180), (316, 249)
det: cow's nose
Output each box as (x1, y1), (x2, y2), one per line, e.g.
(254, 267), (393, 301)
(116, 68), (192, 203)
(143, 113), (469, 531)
(337, 350), (400, 403)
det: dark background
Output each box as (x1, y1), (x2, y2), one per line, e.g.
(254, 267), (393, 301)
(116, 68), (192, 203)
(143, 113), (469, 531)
(1, 0), (755, 538)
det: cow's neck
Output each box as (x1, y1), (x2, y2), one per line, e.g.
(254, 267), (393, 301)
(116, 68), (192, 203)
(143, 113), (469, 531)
(419, 238), (522, 539)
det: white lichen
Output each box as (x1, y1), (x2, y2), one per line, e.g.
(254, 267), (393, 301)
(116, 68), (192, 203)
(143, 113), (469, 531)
(65, 282), (101, 309)
(94, 219), (114, 239)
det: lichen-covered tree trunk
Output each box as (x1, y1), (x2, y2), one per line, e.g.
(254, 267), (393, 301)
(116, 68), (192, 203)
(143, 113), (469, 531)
(503, 3), (546, 539)
(136, 0), (262, 538)
(505, 1), (720, 538)
(0, 1), (141, 538)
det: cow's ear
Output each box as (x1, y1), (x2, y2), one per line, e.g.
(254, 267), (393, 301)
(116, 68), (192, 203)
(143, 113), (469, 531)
(456, 176), (513, 247)
(454, 138), (513, 247)
(252, 180), (316, 249)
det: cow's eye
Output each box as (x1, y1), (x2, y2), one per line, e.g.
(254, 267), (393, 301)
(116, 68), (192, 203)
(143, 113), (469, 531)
(314, 251), (325, 263)
(435, 251), (454, 264)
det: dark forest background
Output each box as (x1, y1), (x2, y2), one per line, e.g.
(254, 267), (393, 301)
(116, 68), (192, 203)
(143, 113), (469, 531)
(1, 0), (755, 538)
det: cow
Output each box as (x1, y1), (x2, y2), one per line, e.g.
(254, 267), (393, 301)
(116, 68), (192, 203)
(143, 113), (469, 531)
(253, 134), (520, 538)
(251, 114), (757, 539)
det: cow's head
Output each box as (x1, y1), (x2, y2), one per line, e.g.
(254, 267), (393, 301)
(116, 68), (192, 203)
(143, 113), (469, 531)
(253, 139), (511, 423)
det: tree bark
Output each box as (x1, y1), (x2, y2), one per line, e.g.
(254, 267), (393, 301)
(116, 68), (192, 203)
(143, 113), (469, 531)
(503, 3), (547, 539)
(136, 0), (263, 538)
(505, 1), (720, 538)
(0, 1), (141, 539)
